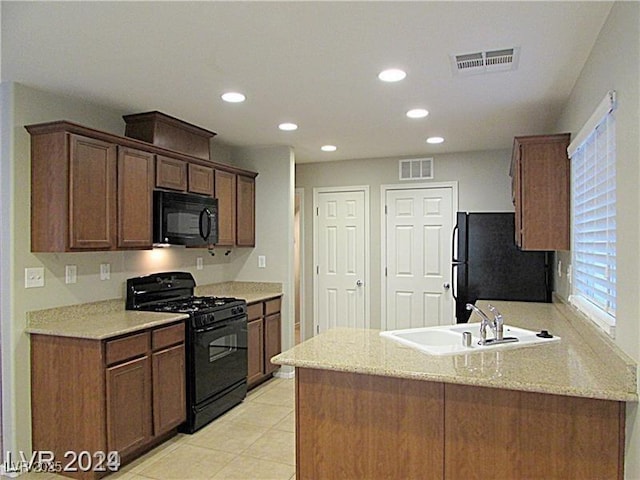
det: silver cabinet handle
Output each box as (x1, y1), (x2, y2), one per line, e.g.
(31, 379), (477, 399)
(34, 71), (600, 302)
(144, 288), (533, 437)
(356, 280), (364, 287)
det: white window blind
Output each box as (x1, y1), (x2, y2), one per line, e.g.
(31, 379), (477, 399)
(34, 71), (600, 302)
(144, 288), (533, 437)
(568, 91), (616, 335)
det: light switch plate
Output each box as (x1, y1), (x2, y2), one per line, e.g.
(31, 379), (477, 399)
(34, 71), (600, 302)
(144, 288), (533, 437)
(25, 267), (45, 288)
(258, 255), (266, 268)
(196, 257), (203, 270)
(65, 265), (77, 284)
(100, 263), (110, 280)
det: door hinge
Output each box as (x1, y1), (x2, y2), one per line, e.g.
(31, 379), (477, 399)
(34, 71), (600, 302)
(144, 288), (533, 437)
(385, 205), (388, 215)
(316, 207), (319, 216)
(385, 267), (388, 277)
(316, 265), (319, 274)
(316, 325), (320, 334)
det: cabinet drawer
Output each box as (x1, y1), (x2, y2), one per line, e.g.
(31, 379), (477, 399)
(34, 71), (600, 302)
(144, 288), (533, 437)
(247, 302), (263, 321)
(106, 332), (150, 366)
(265, 297), (281, 316)
(152, 322), (185, 351)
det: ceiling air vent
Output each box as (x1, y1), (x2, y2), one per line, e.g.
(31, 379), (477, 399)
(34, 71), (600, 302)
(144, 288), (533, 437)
(399, 158), (433, 181)
(451, 47), (520, 75)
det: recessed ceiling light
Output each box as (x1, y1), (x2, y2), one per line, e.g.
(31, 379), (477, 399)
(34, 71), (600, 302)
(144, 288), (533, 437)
(321, 145), (337, 152)
(279, 123), (298, 131)
(221, 92), (246, 103)
(378, 68), (406, 82)
(426, 136), (445, 144)
(407, 108), (429, 119)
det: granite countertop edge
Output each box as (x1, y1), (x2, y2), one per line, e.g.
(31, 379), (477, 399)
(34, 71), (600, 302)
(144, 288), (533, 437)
(26, 281), (282, 340)
(272, 356), (637, 402)
(272, 299), (638, 403)
(26, 310), (189, 340)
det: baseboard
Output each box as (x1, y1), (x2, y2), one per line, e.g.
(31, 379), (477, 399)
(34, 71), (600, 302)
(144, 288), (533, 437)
(274, 366), (295, 379)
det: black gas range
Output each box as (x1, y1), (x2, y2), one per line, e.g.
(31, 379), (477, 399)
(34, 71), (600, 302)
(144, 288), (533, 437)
(126, 272), (248, 433)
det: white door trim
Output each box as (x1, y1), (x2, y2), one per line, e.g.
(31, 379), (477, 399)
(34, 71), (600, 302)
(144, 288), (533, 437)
(380, 182), (458, 330)
(294, 187), (305, 343)
(313, 185), (370, 335)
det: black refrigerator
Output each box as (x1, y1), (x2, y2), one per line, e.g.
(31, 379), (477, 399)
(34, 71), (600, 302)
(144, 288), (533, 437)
(453, 212), (552, 323)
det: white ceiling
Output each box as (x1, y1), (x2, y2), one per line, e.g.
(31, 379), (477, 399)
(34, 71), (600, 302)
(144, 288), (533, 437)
(2, 1), (612, 163)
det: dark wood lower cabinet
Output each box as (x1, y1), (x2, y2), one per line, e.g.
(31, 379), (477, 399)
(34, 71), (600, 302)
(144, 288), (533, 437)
(296, 368), (444, 480)
(296, 368), (625, 480)
(30, 322), (186, 479)
(264, 312), (281, 376)
(444, 384), (625, 480)
(247, 296), (282, 388)
(152, 344), (186, 434)
(106, 356), (152, 458)
(247, 319), (265, 385)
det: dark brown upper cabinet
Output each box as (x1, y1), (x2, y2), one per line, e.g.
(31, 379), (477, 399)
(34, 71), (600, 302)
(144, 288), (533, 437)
(26, 120), (256, 252)
(510, 133), (571, 251)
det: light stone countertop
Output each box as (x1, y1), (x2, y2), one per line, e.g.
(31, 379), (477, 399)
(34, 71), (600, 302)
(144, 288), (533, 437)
(25, 281), (282, 340)
(26, 299), (188, 340)
(195, 281), (283, 304)
(272, 300), (638, 402)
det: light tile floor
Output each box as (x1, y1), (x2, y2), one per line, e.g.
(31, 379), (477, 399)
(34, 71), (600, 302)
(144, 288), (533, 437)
(8, 377), (295, 480)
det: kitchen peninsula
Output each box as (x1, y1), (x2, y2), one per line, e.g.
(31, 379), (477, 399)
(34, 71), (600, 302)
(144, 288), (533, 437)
(273, 300), (637, 480)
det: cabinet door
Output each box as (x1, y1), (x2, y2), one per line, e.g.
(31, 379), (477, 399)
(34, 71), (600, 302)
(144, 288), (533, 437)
(188, 164), (214, 196)
(513, 148), (523, 247)
(236, 174), (256, 247)
(215, 170), (237, 246)
(247, 319), (264, 385)
(69, 134), (117, 250)
(156, 155), (187, 191)
(118, 147), (154, 249)
(106, 356), (152, 457)
(152, 344), (186, 435)
(444, 384), (623, 479)
(512, 134), (570, 251)
(520, 141), (570, 250)
(264, 313), (281, 375)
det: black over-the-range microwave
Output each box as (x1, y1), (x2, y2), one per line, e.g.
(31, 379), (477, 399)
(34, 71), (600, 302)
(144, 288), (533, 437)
(153, 190), (219, 247)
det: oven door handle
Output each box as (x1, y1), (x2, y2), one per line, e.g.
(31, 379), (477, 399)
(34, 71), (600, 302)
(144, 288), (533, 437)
(194, 315), (247, 334)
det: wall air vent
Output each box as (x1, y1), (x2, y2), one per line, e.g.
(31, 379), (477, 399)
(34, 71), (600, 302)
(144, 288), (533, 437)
(451, 47), (520, 75)
(399, 158), (434, 181)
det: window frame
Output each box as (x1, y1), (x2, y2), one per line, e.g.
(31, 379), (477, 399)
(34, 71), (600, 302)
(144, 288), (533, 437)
(567, 91), (617, 337)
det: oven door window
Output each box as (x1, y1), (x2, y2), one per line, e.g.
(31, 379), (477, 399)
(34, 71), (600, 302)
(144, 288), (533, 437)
(208, 333), (237, 362)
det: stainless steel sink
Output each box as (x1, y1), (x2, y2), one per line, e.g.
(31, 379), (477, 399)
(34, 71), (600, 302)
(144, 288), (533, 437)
(380, 322), (560, 356)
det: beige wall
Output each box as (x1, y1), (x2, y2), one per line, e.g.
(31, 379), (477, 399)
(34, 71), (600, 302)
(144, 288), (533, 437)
(551, 2), (640, 477)
(1, 83), (293, 455)
(230, 145), (296, 363)
(295, 149), (513, 337)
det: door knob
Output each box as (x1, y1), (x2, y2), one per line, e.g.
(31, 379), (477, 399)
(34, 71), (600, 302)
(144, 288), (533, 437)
(443, 283), (451, 289)
(356, 280), (364, 287)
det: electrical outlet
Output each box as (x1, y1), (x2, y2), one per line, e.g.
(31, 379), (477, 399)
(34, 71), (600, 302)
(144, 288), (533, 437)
(100, 263), (111, 280)
(258, 255), (266, 268)
(196, 257), (203, 270)
(25, 267), (45, 288)
(65, 265), (77, 284)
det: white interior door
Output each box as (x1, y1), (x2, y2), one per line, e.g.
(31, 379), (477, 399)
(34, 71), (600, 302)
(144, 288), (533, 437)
(384, 186), (454, 329)
(314, 187), (369, 333)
